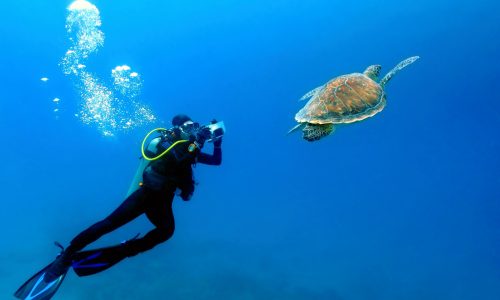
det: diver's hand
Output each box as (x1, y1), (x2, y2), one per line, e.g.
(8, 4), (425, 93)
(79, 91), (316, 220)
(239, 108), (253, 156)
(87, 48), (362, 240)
(210, 119), (222, 148)
(213, 137), (222, 148)
(180, 190), (193, 201)
(196, 127), (211, 144)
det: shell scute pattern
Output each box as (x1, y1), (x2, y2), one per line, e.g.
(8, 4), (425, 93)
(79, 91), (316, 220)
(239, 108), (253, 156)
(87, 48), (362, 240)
(297, 73), (385, 124)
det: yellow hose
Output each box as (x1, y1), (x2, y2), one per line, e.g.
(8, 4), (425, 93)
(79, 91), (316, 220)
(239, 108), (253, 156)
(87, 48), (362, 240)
(141, 128), (188, 161)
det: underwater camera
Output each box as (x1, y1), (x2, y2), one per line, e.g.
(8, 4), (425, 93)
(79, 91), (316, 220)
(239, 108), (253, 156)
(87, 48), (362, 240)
(203, 121), (226, 142)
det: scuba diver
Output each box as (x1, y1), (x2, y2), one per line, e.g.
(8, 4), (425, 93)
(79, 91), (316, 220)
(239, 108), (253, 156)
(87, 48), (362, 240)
(15, 114), (224, 300)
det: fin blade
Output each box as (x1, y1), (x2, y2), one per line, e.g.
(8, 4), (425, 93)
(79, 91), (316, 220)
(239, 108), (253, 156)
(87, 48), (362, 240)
(71, 244), (127, 277)
(14, 263), (67, 300)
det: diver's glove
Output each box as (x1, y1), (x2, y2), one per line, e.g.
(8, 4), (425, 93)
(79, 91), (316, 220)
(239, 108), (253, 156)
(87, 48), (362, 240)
(180, 190), (193, 201)
(179, 180), (195, 201)
(180, 185), (194, 201)
(210, 119), (223, 148)
(213, 137), (222, 148)
(196, 127), (212, 145)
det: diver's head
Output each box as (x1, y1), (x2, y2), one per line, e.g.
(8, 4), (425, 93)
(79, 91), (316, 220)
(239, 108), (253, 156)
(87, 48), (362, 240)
(172, 114), (200, 140)
(180, 120), (201, 138)
(172, 114), (192, 127)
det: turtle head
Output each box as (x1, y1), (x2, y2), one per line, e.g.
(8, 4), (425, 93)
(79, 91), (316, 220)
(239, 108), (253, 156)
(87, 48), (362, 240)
(363, 65), (382, 81)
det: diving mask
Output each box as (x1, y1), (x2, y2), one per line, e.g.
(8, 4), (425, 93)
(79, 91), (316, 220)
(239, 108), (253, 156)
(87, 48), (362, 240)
(179, 121), (200, 136)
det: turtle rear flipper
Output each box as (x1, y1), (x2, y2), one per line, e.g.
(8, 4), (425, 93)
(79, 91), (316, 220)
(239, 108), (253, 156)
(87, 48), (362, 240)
(380, 56), (419, 87)
(303, 123), (335, 142)
(288, 123), (305, 135)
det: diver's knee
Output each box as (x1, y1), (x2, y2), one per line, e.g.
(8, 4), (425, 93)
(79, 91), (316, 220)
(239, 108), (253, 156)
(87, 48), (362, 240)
(159, 226), (175, 242)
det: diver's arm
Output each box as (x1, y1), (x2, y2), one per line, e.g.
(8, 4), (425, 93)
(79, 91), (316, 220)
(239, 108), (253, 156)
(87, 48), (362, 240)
(197, 145), (222, 165)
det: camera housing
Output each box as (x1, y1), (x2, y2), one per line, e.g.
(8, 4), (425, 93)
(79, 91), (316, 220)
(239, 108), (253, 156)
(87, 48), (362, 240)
(205, 121), (225, 141)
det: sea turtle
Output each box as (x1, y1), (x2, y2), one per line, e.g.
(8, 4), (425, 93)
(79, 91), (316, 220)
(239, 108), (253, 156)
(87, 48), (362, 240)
(289, 56), (419, 141)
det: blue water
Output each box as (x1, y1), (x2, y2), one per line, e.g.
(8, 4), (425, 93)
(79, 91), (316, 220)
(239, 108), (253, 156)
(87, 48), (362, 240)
(1, 0), (499, 299)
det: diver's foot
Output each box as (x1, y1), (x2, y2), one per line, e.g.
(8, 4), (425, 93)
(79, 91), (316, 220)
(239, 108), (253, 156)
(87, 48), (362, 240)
(121, 239), (142, 257)
(43, 251), (72, 283)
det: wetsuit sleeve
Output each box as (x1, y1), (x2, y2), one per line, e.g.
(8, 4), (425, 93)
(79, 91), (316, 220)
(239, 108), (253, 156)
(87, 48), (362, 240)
(197, 146), (222, 165)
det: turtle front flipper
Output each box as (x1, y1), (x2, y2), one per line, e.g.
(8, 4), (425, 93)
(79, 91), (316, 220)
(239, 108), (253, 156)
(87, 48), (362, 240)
(300, 84), (325, 101)
(303, 123), (335, 142)
(380, 56), (420, 88)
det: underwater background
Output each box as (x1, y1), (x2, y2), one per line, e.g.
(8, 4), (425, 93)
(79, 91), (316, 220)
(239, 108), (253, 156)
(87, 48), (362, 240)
(1, 0), (499, 299)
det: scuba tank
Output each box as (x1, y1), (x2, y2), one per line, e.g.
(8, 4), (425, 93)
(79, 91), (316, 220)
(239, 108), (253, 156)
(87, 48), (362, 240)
(126, 128), (191, 197)
(126, 135), (161, 197)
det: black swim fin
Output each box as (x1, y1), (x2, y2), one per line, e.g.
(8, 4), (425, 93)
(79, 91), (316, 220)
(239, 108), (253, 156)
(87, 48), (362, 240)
(71, 243), (129, 277)
(14, 262), (68, 300)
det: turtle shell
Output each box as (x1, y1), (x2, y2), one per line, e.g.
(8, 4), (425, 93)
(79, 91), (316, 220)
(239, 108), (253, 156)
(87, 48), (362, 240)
(295, 73), (386, 124)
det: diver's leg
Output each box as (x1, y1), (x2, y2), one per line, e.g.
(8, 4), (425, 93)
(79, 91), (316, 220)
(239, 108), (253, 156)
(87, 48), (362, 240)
(67, 188), (149, 253)
(124, 190), (176, 256)
(44, 188), (149, 281)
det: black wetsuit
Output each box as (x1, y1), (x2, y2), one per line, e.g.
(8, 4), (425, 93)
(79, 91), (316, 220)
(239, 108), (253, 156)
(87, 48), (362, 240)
(65, 142), (222, 257)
